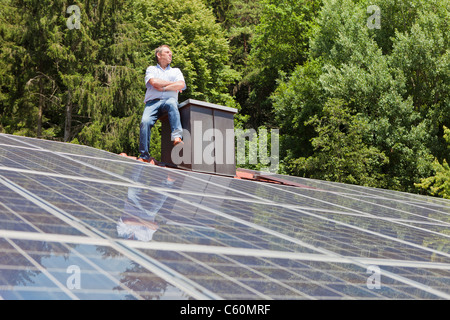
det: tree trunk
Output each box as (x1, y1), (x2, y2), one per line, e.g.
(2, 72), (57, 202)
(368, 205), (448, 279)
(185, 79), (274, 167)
(37, 77), (43, 138)
(64, 90), (72, 142)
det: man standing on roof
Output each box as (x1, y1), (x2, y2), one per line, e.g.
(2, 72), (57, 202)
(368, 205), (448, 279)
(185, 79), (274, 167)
(138, 44), (186, 164)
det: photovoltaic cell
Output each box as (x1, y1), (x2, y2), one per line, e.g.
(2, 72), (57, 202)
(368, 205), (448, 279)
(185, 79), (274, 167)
(0, 238), (193, 300)
(0, 133), (449, 300)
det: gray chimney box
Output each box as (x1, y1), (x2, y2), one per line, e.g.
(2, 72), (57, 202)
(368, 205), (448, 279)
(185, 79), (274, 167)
(160, 99), (238, 176)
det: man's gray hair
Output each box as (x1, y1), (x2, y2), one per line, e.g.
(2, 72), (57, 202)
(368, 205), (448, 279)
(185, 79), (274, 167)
(155, 44), (171, 63)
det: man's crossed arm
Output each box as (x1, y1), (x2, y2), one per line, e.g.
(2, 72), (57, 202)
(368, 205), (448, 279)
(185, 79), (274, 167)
(149, 78), (185, 93)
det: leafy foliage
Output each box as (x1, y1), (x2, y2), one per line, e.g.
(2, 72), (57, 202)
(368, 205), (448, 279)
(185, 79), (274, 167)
(292, 98), (389, 187)
(0, 0), (238, 158)
(239, 0), (322, 128)
(272, 0), (448, 192)
(415, 126), (450, 199)
(1, 0), (449, 197)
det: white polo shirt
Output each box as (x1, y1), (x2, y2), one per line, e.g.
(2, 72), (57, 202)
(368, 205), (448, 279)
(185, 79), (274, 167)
(144, 64), (186, 103)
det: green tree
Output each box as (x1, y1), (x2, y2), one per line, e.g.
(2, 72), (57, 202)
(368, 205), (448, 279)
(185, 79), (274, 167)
(271, 0), (448, 192)
(388, 5), (450, 162)
(271, 59), (325, 168)
(0, 0), (67, 138)
(0, 0), (23, 132)
(131, 0), (239, 106)
(61, 0), (151, 156)
(204, 0), (262, 72)
(1, 0), (238, 158)
(240, 0), (322, 128)
(292, 98), (389, 187)
(0, 0), (143, 155)
(204, 0), (264, 128)
(415, 126), (450, 199)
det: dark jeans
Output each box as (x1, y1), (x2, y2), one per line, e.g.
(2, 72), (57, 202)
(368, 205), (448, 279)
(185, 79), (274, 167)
(139, 98), (182, 159)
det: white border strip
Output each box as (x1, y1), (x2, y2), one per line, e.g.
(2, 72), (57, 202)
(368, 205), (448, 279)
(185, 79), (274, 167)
(1, 229), (450, 271)
(5, 238), (79, 300)
(0, 177), (221, 300)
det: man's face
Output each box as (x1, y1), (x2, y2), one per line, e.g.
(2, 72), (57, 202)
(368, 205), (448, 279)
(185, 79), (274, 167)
(158, 47), (172, 66)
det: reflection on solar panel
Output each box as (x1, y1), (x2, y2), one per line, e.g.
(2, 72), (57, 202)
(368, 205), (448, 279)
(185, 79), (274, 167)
(0, 133), (449, 300)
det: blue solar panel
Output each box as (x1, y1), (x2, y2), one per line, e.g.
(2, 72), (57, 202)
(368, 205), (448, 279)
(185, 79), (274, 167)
(0, 133), (449, 300)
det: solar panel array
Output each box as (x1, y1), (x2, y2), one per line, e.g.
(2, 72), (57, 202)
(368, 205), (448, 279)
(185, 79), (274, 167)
(0, 133), (449, 300)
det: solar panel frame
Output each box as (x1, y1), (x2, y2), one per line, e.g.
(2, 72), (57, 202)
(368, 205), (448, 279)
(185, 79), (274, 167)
(0, 133), (449, 300)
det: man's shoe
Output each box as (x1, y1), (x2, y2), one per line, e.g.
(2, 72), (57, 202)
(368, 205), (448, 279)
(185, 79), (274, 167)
(137, 157), (157, 165)
(173, 137), (184, 146)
